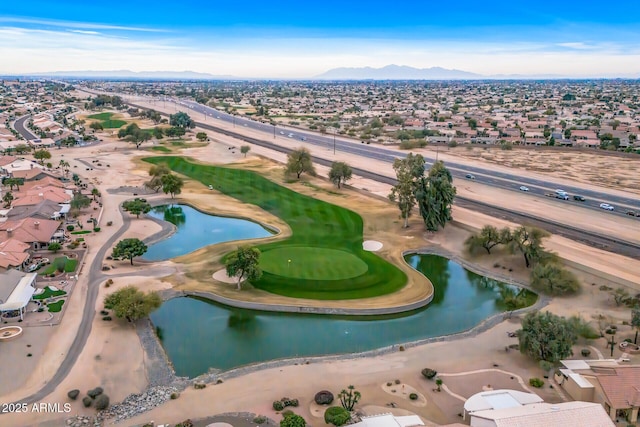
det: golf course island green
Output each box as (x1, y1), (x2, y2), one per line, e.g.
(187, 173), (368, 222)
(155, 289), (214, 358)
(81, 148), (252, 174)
(144, 156), (408, 300)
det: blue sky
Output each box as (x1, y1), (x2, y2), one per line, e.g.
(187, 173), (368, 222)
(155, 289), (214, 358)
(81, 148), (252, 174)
(1, 0), (639, 77)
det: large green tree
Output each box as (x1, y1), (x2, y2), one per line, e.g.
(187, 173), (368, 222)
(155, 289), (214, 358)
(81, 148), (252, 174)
(104, 286), (162, 322)
(225, 246), (262, 290)
(328, 161), (353, 188)
(285, 147), (316, 179)
(160, 173), (184, 198)
(145, 164), (171, 192)
(111, 238), (148, 265)
(169, 111), (194, 129)
(415, 160), (456, 231)
(70, 192), (91, 215)
(388, 153), (424, 228)
(4, 177), (22, 191)
(33, 149), (52, 165)
(2, 191), (13, 208)
(465, 225), (512, 255)
(508, 226), (550, 268)
(517, 311), (577, 363)
(280, 413), (306, 427)
(530, 263), (580, 296)
(122, 198), (152, 218)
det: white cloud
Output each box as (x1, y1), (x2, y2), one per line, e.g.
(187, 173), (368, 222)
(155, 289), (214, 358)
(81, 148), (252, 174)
(0, 16), (167, 33)
(0, 26), (638, 78)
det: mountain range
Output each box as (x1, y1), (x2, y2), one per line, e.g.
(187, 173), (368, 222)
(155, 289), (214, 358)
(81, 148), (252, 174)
(5, 66), (638, 80)
(314, 64), (482, 80)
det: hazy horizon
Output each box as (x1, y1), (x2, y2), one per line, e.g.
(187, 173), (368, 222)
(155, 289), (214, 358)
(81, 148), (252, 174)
(1, 0), (639, 78)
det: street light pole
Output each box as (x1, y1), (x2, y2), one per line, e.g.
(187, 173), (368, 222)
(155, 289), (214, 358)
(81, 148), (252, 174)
(333, 129), (336, 154)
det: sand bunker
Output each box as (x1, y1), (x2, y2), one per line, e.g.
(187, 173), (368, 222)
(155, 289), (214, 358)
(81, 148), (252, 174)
(212, 269), (240, 284)
(363, 240), (383, 251)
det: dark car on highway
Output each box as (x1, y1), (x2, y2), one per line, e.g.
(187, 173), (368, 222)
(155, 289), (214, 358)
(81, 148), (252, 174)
(573, 195), (586, 201)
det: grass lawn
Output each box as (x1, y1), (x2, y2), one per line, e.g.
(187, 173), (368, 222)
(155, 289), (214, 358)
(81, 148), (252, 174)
(88, 112), (114, 120)
(144, 156), (407, 300)
(40, 256), (78, 275)
(151, 146), (171, 153)
(87, 112), (126, 128)
(33, 286), (67, 300)
(47, 300), (65, 313)
(70, 230), (92, 235)
(101, 119), (127, 128)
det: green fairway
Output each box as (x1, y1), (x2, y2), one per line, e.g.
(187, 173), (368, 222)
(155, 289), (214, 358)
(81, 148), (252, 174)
(101, 119), (127, 128)
(88, 112), (114, 120)
(144, 156), (407, 300)
(151, 146), (171, 153)
(260, 247), (368, 280)
(87, 112), (126, 128)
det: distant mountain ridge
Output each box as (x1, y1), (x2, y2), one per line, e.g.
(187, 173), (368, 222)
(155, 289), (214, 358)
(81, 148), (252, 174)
(314, 64), (482, 80)
(18, 70), (237, 80)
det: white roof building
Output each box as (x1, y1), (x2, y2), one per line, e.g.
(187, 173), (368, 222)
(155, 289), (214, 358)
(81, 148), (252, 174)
(351, 413), (424, 427)
(464, 389), (543, 419)
(469, 401), (615, 427)
(0, 270), (37, 319)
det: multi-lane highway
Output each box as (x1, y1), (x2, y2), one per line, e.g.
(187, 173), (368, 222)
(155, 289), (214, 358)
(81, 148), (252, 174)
(152, 95), (640, 217)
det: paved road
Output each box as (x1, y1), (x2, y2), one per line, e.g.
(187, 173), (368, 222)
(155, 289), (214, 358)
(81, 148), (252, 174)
(3, 207), (130, 407)
(145, 94), (639, 217)
(13, 115), (37, 140)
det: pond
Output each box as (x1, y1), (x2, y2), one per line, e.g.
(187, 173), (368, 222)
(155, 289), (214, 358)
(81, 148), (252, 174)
(142, 204), (274, 261)
(151, 254), (535, 378)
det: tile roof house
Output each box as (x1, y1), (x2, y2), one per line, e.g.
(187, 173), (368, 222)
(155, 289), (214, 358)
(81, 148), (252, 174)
(0, 238), (31, 270)
(0, 217), (62, 250)
(558, 360), (640, 423)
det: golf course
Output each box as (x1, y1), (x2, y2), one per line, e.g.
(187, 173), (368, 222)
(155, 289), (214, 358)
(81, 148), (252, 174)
(144, 156), (407, 300)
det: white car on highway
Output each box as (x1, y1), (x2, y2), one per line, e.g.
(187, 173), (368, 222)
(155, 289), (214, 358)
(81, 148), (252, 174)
(519, 186), (529, 192)
(599, 203), (615, 211)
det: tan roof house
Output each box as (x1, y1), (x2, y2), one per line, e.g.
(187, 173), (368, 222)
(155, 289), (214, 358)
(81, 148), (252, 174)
(558, 360), (640, 423)
(0, 217), (62, 250)
(0, 238), (31, 270)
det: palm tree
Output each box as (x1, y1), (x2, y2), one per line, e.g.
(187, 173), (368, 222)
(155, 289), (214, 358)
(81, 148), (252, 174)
(2, 191), (13, 208)
(91, 188), (100, 201)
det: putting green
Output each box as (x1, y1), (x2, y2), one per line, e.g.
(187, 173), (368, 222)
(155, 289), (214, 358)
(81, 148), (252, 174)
(261, 247), (368, 280)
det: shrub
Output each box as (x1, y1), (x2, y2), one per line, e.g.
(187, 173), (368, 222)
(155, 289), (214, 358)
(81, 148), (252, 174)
(447, 140), (458, 148)
(282, 410), (294, 418)
(102, 316), (112, 321)
(421, 368), (438, 379)
(67, 389), (80, 400)
(106, 279), (113, 286)
(273, 400), (285, 411)
(94, 394), (109, 410)
(82, 396), (92, 407)
(67, 225), (75, 231)
(324, 406), (351, 426)
(539, 360), (554, 372)
(529, 378), (544, 388)
(290, 398), (299, 407)
(106, 221), (113, 226)
(253, 415), (268, 424)
(87, 387), (103, 398)
(398, 345), (405, 351)
(500, 142), (513, 150)
(581, 349), (591, 357)
(315, 390), (334, 405)
(394, 379), (401, 385)
(176, 420), (194, 427)
(93, 227), (101, 232)
(386, 382), (392, 386)
(409, 393), (418, 400)
(171, 392), (180, 399)
(194, 382), (206, 390)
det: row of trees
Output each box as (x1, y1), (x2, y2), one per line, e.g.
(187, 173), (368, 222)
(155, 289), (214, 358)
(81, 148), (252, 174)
(143, 164), (184, 198)
(465, 225), (580, 296)
(388, 153), (456, 231)
(283, 147), (353, 189)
